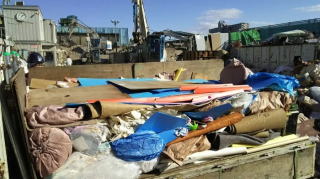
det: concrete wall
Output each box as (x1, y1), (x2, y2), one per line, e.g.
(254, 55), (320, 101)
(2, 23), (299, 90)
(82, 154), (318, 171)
(230, 43), (319, 71)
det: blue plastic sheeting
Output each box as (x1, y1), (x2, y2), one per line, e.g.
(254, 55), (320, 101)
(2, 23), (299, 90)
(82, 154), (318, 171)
(111, 131), (165, 161)
(246, 72), (300, 94)
(78, 78), (156, 87)
(184, 79), (209, 83)
(111, 112), (188, 161)
(136, 112), (188, 135)
(129, 88), (193, 98)
(184, 103), (233, 121)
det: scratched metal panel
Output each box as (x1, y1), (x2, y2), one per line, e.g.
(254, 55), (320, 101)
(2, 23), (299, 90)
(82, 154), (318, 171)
(279, 46), (290, 65)
(253, 47), (262, 64)
(0, 45), (8, 179)
(3, 8), (43, 41)
(245, 47), (254, 65)
(301, 44), (316, 61)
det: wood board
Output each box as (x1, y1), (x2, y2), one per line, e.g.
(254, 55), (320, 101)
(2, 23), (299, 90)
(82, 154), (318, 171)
(133, 59), (224, 81)
(29, 63), (133, 81)
(110, 81), (188, 90)
(27, 85), (129, 108)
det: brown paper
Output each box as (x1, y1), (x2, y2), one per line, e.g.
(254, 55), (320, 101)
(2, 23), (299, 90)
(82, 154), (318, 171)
(87, 101), (151, 119)
(163, 135), (211, 166)
(229, 109), (288, 134)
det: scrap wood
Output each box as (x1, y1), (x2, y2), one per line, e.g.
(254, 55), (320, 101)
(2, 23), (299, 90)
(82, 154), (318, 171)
(30, 78), (57, 89)
(167, 112), (244, 146)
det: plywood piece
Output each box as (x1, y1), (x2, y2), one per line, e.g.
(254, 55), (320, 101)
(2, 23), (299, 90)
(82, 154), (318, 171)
(110, 81), (188, 90)
(134, 62), (165, 78)
(29, 63), (133, 81)
(30, 78), (57, 89)
(134, 60), (224, 81)
(27, 85), (129, 108)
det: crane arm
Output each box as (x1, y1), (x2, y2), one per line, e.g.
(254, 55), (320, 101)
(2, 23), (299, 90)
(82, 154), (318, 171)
(133, 0), (149, 43)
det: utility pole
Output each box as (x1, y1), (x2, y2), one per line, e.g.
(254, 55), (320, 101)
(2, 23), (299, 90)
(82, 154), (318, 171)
(111, 20), (120, 52)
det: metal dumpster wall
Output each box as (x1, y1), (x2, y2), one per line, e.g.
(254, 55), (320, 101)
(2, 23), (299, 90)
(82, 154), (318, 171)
(230, 44), (319, 71)
(142, 140), (315, 179)
(28, 59), (224, 81)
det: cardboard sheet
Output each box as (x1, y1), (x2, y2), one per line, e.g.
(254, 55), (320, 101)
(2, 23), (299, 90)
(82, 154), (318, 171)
(27, 85), (129, 108)
(110, 81), (189, 90)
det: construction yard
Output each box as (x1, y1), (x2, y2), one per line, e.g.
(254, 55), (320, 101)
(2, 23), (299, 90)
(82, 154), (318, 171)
(0, 1), (320, 179)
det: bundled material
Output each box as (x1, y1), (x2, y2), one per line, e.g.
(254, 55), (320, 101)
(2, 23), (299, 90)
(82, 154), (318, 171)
(26, 105), (84, 128)
(29, 128), (72, 177)
(220, 58), (253, 85)
(168, 112), (244, 145)
(163, 135), (211, 165)
(208, 132), (280, 150)
(227, 109), (288, 134)
(69, 124), (111, 155)
(249, 91), (294, 114)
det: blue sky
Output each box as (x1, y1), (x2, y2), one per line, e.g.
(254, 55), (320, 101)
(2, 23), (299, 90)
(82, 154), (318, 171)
(18, 0), (320, 35)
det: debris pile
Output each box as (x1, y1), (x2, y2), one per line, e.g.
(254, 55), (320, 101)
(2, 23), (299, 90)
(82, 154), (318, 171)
(22, 58), (318, 178)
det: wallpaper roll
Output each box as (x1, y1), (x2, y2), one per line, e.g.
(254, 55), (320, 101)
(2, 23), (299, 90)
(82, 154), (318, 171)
(228, 109), (288, 134)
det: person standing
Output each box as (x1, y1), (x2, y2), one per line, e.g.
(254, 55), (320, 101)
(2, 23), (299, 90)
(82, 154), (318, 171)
(66, 56), (73, 66)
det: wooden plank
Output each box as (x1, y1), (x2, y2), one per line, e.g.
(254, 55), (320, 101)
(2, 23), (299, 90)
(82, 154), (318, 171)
(30, 78), (56, 89)
(27, 85), (129, 108)
(110, 81), (188, 90)
(134, 62), (165, 78)
(134, 60), (224, 81)
(29, 63), (134, 81)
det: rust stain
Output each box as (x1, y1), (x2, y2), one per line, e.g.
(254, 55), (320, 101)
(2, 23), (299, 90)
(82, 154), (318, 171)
(0, 162), (5, 178)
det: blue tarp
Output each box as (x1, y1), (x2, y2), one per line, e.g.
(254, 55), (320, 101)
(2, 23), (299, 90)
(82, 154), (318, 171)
(184, 103), (233, 121)
(111, 112), (188, 161)
(246, 72), (300, 95)
(129, 88), (193, 98)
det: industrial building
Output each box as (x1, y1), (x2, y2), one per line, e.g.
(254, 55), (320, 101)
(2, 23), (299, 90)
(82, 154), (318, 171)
(56, 26), (129, 47)
(2, 4), (57, 65)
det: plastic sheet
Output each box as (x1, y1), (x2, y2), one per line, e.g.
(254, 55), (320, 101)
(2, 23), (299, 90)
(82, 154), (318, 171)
(111, 131), (165, 161)
(48, 152), (141, 179)
(184, 103), (233, 121)
(69, 124), (110, 155)
(246, 72), (300, 94)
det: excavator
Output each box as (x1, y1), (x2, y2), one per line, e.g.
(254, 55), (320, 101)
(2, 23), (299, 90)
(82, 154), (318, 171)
(131, 0), (194, 62)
